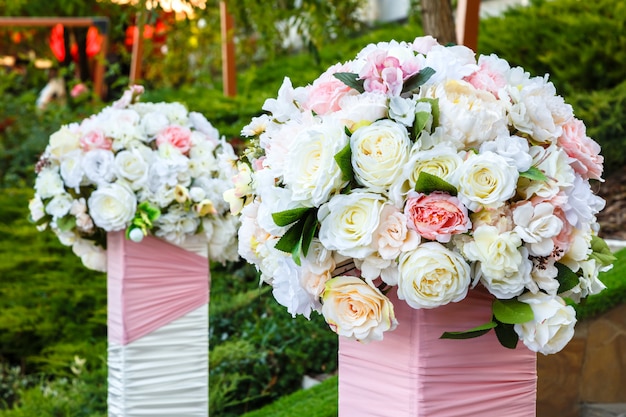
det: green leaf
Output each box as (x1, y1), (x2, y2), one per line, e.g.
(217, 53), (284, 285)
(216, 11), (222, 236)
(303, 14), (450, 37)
(334, 142), (354, 183)
(440, 321), (497, 339)
(589, 235), (617, 267)
(555, 262), (580, 293)
(274, 218), (306, 255)
(272, 207), (311, 227)
(414, 171), (457, 195)
(333, 72), (365, 93)
(413, 111), (431, 137)
(492, 298), (534, 324)
(401, 67), (436, 94)
(519, 166), (548, 182)
(56, 215), (76, 232)
(300, 211), (318, 258)
(494, 321), (519, 349)
(416, 98), (439, 129)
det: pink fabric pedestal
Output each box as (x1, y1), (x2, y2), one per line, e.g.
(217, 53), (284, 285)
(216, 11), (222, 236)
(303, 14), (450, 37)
(106, 232), (210, 417)
(339, 288), (537, 417)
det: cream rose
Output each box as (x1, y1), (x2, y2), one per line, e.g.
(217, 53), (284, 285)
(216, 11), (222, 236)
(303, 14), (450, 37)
(514, 292), (577, 355)
(454, 151), (518, 212)
(318, 191), (386, 259)
(321, 276), (398, 343)
(282, 117), (349, 206)
(87, 183), (137, 231)
(397, 241), (471, 309)
(350, 119), (411, 193)
(47, 126), (81, 160)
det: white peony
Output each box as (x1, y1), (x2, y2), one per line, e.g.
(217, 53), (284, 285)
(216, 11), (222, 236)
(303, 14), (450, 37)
(397, 242), (471, 309)
(318, 191), (386, 259)
(453, 151), (518, 212)
(59, 150), (85, 190)
(87, 183), (137, 231)
(514, 292), (577, 355)
(271, 255), (319, 319)
(350, 119), (411, 193)
(45, 193), (74, 219)
(479, 134), (533, 173)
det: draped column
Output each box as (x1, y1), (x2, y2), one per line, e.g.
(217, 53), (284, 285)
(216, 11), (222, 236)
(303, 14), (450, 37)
(107, 231), (209, 417)
(339, 288), (537, 417)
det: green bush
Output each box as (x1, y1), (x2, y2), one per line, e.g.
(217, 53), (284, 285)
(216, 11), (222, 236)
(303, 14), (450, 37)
(479, 0), (626, 96)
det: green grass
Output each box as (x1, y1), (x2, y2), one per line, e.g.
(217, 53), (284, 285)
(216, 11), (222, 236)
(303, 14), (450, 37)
(241, 375), (338, 417)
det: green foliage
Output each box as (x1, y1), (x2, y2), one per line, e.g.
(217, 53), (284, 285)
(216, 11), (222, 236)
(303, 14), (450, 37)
(0, 356), (107, 417)
(241, 375), (338, 417)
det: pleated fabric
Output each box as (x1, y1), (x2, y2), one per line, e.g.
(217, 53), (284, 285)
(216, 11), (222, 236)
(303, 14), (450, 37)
(106, 232), (209, 417)
(339, 288), (537, 417)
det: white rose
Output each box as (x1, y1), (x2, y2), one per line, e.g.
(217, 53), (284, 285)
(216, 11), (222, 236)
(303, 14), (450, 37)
(47, 126), (80, 160)
(454, 151), (518, 212)
(420, 79), (507, 149)
(463, 225), (529, 299)
(140, 111), (169, 138)
(82, 149), (116, 186)
(59, 150), (85, 190)
(350, 119), (411, 193)
(321, 276), (398, 343)
(389, 142), (462, 206)
(513, 201), (563, 256)
(318, 191), (386, 259)
(87, 183), (137, 231)
(45, 193), (74, 219)
(397, 242), (471, 309)
(114, 149), (149, 188)
(72, 238), (107, 272)
(35, 167), (65, 199)
(514, 292), (577, 355)
(282, 116), (349, 206)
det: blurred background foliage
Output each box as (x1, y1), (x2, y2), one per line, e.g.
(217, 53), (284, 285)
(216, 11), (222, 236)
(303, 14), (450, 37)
(0, 0), (625, 415)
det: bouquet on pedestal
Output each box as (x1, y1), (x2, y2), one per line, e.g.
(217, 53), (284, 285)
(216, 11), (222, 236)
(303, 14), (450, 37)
(227, 36), (615, 354)
(30, 86), (240, 271)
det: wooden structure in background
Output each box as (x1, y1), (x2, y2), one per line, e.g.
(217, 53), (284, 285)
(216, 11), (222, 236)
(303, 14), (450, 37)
(456, 0), (481, 51)
(220, 1), (236, 97)
(0, 17), (110, 99)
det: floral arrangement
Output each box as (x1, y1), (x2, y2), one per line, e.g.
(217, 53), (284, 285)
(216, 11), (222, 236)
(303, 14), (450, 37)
(30, 86), (240, 272)
(228, 36), (615, 355)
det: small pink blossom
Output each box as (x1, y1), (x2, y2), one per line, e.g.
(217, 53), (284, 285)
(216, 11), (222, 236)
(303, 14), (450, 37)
(404, 191), (471, 242)
(557, 118), (604, 180)
(359, 50), (420, 96)
(156, 125), (192, 154)
(304, 63), (355, 115)
(464, 59), (507, 97)
(71, 83), (89, 98)
(79, 129), (113, 151)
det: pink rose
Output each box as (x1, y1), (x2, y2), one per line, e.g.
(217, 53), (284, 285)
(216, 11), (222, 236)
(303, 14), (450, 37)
(557, 118), (604, 180)
(80, 129), (113, 151)
(156, 125), (192, 154)
(304, 63), (355, 115)
(404, 191), (471, 242)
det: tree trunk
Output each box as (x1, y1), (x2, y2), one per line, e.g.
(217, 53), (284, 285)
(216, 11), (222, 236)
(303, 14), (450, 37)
(420, 0), (457, 45)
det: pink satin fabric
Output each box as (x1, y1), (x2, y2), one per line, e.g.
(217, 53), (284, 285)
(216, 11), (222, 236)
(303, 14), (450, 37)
(339, 288), (537, 416)
(107, 232), (210, 345)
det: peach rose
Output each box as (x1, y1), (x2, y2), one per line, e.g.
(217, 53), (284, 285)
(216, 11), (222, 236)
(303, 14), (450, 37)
(404, 191), (471, 242)
(156, 125), (192, 154)
(304, 63), (355, 115)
